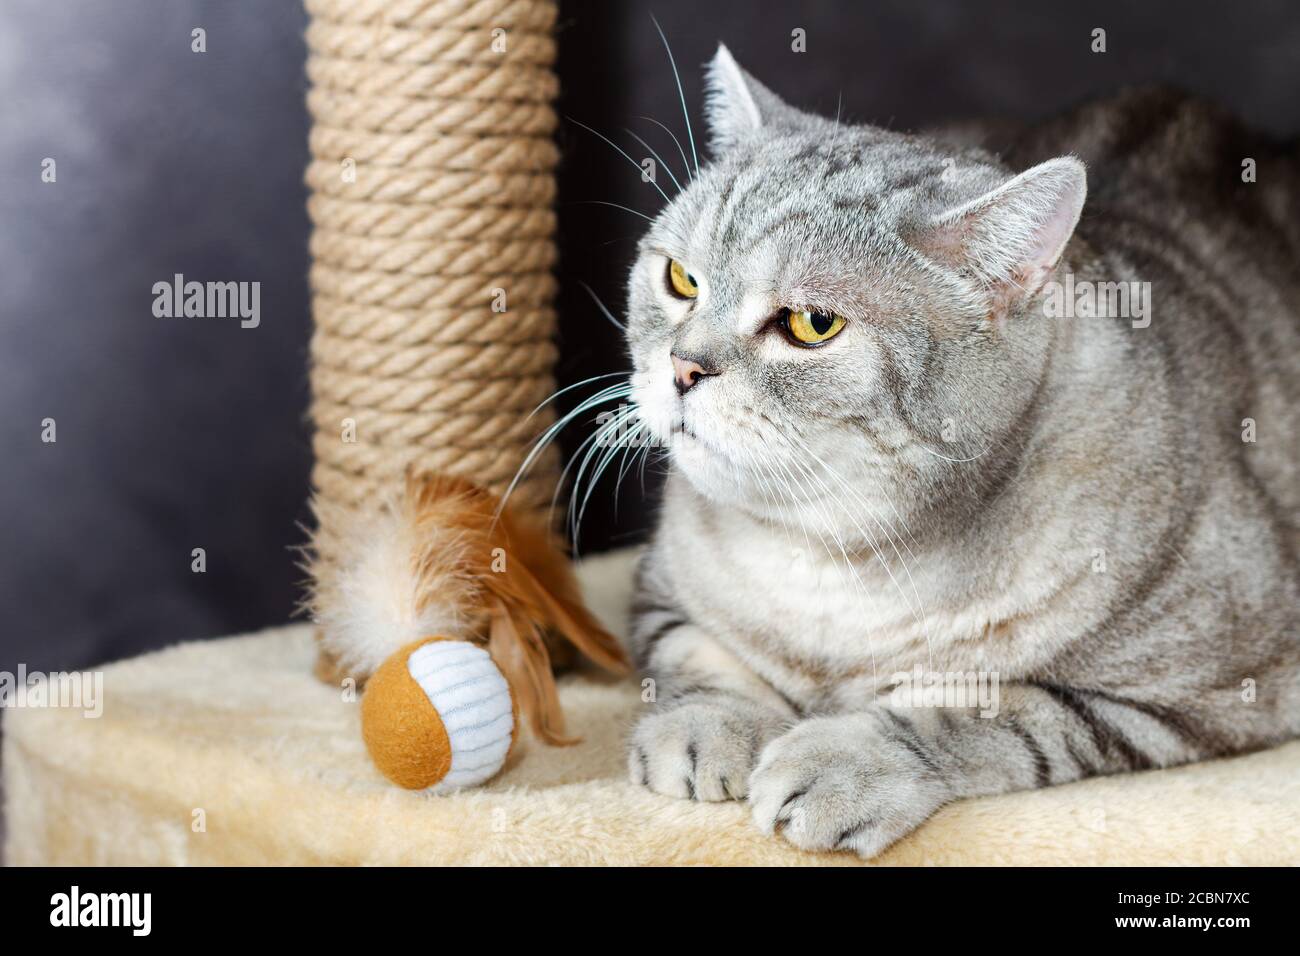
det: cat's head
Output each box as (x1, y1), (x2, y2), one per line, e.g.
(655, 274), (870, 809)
(626, 46), (1086, 532)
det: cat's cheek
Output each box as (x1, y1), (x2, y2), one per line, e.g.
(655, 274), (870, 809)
(630, 370), (679, 445)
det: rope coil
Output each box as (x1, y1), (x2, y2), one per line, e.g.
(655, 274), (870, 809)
(305, 0), (561, 528)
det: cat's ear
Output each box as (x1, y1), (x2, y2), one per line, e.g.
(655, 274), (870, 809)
(704, 44), (806, 153)
(921, 157), (1086, 302)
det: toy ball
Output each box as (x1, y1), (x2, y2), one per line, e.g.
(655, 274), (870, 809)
(361, 637), (517, 793)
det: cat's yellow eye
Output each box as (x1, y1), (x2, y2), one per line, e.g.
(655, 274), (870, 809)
(667, 259), (699, 299)
(784, 308), (846, 346)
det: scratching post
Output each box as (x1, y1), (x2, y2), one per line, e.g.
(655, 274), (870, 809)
(303, 0), (562, 526)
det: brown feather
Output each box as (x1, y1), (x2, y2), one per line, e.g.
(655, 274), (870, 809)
(397, 469), (629, 744)
(489, 506), (630, 674)
(488, 600), (576, 745)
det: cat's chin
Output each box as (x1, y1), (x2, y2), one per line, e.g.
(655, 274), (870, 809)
(669, 430), (773, 513)
(668, 428), (712, 465)
(669, 430), (741, 502)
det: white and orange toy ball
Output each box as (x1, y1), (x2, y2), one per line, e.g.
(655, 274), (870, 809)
(361, 637), (520, 792)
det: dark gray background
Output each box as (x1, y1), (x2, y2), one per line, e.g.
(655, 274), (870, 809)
(2, 0), (1297, 676)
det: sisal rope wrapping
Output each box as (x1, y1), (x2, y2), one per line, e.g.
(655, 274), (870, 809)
(304, 0), (562, 523)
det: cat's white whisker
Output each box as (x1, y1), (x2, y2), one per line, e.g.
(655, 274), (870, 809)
(787, 441), (920, 585)
(760, 435), (909, 631)
(496, 379), (632, 521)
(550, 407), (629, 544)
(576, 408), (643, 540)
(528, 370), (630, 420)
(917, 443), (993, 463)
(768, 444), (883, 690)
(623, 127), (685, 194)
(566, 404), (642, 549)
(566, 115), (672, 205)
(577, 281), (628, 332)
(611, 419), (653, 516)
(573, 199), (656, 222)
(794, 442), (936, 672)
(649, 14), (699, 177)
(637, 115), (694, 184)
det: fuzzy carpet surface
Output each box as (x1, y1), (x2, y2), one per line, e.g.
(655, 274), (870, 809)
(5, 549), (1298, 865)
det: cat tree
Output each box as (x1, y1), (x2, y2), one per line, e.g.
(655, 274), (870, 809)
(3, 0), (1296, 866)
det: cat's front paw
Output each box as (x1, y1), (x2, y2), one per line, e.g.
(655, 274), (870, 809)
(748, 714), (951, 858)
(628, 698), (783, 802)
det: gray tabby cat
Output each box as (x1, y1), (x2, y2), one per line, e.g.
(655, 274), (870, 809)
(622, 45), (1300, 858)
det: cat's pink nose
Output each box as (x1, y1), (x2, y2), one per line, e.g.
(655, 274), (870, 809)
(671, 353), (717, 395)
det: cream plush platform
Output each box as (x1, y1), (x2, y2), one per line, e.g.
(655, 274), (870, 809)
(4, 549), (1298, 866)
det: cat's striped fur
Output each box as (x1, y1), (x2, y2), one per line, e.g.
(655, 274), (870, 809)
(622, 47), (1299, 857)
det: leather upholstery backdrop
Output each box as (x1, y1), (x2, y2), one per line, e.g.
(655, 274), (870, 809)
(2, 0), (1297, 673)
